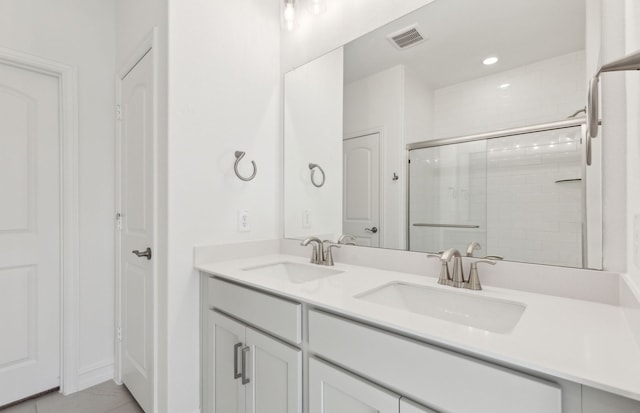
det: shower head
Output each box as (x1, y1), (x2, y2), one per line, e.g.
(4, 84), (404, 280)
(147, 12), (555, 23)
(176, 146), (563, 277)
(588, 49), (640, 139)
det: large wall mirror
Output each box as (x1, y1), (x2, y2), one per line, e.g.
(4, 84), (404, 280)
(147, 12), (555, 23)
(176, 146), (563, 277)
(284, 0), (603, 269)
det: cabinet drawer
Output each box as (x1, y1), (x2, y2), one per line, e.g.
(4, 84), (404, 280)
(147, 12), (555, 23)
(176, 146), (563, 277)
(309, 357), (399, 413)
(308, 310), (561, 413)
(208, 277), (302, 344)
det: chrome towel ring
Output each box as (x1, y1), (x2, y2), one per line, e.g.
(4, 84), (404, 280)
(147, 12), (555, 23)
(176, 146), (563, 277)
(234, 151), (257, 181)
(308, 163), (325, 187)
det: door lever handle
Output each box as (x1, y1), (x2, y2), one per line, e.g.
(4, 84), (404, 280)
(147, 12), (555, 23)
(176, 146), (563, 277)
(364, 227), (378, 234)
(132, 247), (152, 260)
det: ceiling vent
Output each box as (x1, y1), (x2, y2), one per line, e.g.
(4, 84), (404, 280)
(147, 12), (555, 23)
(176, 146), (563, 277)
(387, 25), (426, 50)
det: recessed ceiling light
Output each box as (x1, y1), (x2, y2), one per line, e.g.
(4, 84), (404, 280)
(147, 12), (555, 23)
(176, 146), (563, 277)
(499, 83), (510, 89)
(483, 56), (499, 65)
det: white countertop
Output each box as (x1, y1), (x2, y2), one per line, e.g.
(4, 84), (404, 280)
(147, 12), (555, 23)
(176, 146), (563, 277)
(196, 253), (640, 401)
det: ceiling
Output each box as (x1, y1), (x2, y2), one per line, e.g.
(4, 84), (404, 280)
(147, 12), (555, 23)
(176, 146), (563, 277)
(344, 0), (586, 88)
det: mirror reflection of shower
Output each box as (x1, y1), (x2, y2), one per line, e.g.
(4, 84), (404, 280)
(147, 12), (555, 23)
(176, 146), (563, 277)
(408, 124), (585, 268)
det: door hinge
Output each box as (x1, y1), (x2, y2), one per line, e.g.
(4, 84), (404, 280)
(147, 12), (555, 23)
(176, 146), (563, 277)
(116, 212), (123, 230)
(116, 104), (122, 121)
(116, 326), (122, 341)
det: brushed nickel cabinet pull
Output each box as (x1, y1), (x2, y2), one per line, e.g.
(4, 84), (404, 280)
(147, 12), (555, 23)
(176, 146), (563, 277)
(233, 342), (243, 379)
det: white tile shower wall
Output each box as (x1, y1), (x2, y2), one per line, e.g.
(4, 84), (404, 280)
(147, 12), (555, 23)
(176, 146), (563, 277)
(486, 128), (583, 267)
(433, 51), (586, 139)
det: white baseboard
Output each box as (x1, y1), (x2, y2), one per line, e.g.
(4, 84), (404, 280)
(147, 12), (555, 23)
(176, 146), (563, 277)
(76, 360), (115, 392)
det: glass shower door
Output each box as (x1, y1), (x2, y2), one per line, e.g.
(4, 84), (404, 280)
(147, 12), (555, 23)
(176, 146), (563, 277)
(408, 140), (487, 254)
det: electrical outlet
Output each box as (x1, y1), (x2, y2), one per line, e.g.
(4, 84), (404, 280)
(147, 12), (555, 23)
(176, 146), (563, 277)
(302, 209), (311, 228)
(238, 209), (250, 232)
(635, 214), (640, 268)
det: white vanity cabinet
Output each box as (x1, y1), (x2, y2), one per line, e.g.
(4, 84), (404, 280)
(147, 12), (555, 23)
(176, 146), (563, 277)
(309, 357), (436, 413)
(309, 357), (401, 413)
(308, 310), (562, 413)
(202, 278), (302, 413)
(400, 399), (437, 413)
(201, 272), (640, 413)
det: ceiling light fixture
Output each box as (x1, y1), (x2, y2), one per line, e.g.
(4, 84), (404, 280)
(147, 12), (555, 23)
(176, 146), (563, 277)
(283, 0), (296, 31)
(483, 56), (499, 65)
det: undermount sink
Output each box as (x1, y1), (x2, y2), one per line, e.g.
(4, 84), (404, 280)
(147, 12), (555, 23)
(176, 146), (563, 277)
(355, 282), (526, 333)
(242, 262), (343, 284)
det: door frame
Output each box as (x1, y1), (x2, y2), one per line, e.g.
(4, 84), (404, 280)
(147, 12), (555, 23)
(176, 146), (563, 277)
(0, 48), (80, 395)
(343, 128), (384, 247)
(114, 29), (158, 410)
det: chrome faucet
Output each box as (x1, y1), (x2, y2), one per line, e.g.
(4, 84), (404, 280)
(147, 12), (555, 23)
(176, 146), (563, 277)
(322, 241), (341, 266)
(427, 248), (500, 290)
(466, 259), (496, 290)
(427, 251), (450, 286)
(300, 237), (324, 264)
(300, 237), (341, 266)
(441, 248), (466, 288)
(466, 241), (504, 261)
(466, 241), (482, 257)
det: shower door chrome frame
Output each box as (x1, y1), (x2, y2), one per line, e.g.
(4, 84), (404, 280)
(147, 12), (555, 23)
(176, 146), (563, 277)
(405, 118), (600, 269)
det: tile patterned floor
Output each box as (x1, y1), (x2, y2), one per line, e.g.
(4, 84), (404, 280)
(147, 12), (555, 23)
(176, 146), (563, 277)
(1, 380), (143, 413)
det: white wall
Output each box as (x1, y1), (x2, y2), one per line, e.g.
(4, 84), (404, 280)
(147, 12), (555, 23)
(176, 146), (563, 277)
(404, 66), (434, 144)
(0, 0), (117, 391)
(284, 48), (343, 241)
(167, 0), (281, 411)
(433, 51), (586, 138)
(625, 0), (640, 288)
(599, 0), (628, 272)
(344, 65), (406, 249)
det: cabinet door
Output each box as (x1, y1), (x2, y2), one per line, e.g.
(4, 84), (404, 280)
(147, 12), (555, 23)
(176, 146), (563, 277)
(400, 399), (438, 413)
(309, 358), (399, 413)
(209, 311), (246, 413)
(246, 327), (302, 413)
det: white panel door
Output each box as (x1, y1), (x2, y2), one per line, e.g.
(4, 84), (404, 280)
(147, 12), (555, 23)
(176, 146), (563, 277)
(119, 49), (154, 412)
(343, 134), (381, 247)
(309, 358), (399, 413)
(246, 327), (302, 413)
(0, 60), (61, 406)
(400, 399), (438, 413)
(210, 312), (246, 413)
